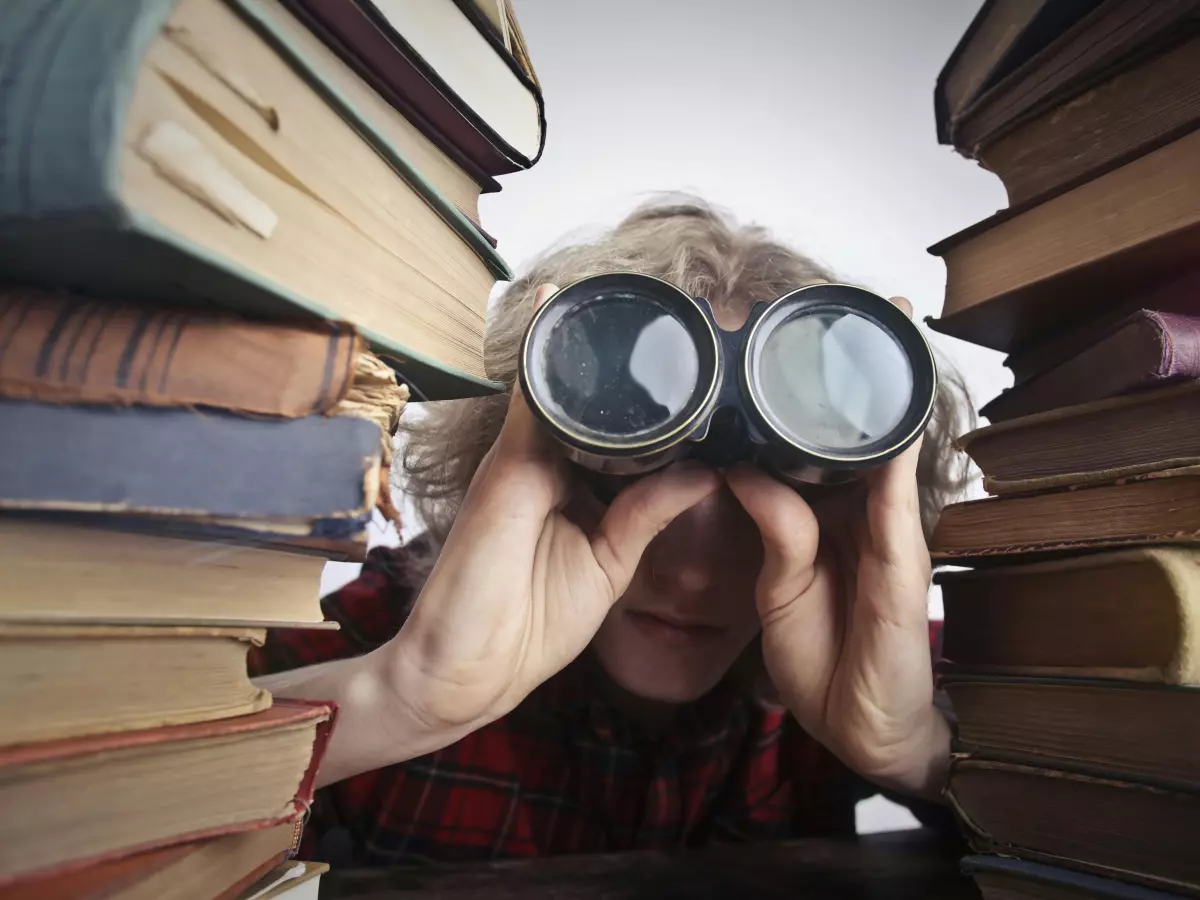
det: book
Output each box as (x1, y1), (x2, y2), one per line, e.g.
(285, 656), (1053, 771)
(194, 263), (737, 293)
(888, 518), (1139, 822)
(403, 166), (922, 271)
(0, 623), (271, 747)
(0, 699), (333, 886)
(941, 674), (1200, 786)
(0, 518), (332, 627)
(974, 32), (1200, 207)
(249, 0), (499, 222)
(980, 311), (1200, 422)
(939, 548), (1200, 683)
(962, 855), (1191, 900)
(2, 822), (297, 900)
(1004, 269), (1200, 385)
(241, 861), (328, 900)
(0, 0), (511, 399)
(958, 383), (1200, 494)
(947, 757), (1200, 895)
(950, 0), (1198, 155)
(0, 400), (380, 539)
(0, 288), (360, 417)
(934, 0), (1098, 145)
(283, 0), (545, 175)
(929, 467), (1200, 561)
(926, 126), (1200, 353)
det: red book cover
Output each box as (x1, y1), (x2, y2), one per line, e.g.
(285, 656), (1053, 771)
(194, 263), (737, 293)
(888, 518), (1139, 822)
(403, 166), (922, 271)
(0, 699), (335, 888)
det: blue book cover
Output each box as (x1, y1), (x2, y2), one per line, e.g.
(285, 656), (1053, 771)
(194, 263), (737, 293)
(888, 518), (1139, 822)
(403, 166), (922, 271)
(0, 400), (380, 539)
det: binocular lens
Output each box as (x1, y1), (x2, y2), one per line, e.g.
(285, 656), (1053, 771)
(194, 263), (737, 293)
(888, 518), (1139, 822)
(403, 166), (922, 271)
(752, 309), (914, 454)
(525, 280), (718, 450)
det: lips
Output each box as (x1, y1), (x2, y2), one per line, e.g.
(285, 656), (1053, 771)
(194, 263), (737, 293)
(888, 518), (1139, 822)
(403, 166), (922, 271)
(625, 609), (729, 645)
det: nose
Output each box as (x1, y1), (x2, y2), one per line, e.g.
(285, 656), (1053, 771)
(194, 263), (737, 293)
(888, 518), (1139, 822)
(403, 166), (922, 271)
(649, 554), (716, 595)
(644, 487), (755, 596)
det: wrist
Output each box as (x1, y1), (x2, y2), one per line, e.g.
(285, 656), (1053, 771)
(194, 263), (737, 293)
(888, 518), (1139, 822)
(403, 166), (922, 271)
(857, 705), (952, 803)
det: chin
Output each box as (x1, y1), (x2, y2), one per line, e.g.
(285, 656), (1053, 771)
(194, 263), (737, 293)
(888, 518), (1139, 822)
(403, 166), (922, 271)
(591, 610), (751, 704)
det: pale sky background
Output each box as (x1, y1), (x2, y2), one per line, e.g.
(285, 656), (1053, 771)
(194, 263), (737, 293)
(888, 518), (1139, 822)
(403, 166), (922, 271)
(327, 0), (1008, 833)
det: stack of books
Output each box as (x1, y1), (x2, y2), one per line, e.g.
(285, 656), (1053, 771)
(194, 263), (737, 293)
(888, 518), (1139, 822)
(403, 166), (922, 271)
(0, 0), (542, 896)
(928, 2), (1200, 898)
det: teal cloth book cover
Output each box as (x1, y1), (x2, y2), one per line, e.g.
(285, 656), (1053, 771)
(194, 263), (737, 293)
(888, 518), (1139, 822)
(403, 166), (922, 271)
(0, 0), (508, 399)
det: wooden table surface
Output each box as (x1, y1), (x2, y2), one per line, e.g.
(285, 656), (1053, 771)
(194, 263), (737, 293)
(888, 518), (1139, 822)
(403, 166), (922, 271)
(318, 829), (979, 899)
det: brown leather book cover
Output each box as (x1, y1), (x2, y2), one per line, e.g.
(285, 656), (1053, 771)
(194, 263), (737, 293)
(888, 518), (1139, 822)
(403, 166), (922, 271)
(930, 466), (1200, 561)
(0, 289), (361, 417)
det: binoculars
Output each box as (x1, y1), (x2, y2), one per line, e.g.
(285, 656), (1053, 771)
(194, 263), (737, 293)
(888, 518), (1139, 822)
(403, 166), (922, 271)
(518, 273), (936, 490)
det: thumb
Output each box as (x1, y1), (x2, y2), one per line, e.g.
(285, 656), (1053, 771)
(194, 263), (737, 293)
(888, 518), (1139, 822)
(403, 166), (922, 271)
(588, 460), (721, 601)
(493, 283), (561, 464)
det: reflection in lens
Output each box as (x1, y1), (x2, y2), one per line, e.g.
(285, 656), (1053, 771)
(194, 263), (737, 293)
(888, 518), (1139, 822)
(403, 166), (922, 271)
(756, 310), (912, 452)
(539, 295), (700, 441)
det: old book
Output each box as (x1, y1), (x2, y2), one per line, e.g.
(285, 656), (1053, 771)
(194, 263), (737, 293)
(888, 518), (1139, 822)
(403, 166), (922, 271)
(0, 0), (511, 399)
(929, 468), (1200, 561)
(0, 519), (330, 627)
(0, 400), (380, 540)
(251, 0), (499, 221)
(939, 548), (1200, 683)
(941, 674), (1200, 785)
(975, 34), (1200, 207)
(947, 758), (1200, 895)
(962, 855), (1188, 900)
(934, 0), (1098, 144)
(927, 127), (1200, 353)
(959, 383), (1200, 494)
(284, 0), (545, 175)
(0, 289), (360, 416)
(0, 623), (270, 747)
(980, 311), (1200, 421)
(951, 0), (1198, 153)
(0, 699), (333, 886)
(1004, 269), (1200, 384)
(241, 861), (328, 900)
(1, 822), (296, 900)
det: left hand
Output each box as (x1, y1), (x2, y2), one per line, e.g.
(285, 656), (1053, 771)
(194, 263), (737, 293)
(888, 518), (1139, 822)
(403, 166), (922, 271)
(723, 296), (950, 801)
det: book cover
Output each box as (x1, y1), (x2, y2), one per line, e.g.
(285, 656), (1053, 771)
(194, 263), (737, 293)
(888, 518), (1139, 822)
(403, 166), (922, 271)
(0, 699), (334, 886)
(0, 400), (380, 538)
(0, 0), (509, 399)
(981, 309), (1200, 422)
(0, 288), (361, 416)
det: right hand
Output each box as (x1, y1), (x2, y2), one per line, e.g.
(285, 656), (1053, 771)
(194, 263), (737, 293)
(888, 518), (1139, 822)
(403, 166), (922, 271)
(383, 283), (722, 737)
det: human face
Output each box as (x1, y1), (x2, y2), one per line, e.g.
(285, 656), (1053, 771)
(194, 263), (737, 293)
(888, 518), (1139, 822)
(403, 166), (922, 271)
(589, 300), (766, 703)
(591, 484), (765, 703)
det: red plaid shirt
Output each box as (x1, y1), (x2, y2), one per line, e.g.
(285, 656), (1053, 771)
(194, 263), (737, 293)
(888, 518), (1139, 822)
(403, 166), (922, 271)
(250, 541), (949, 866)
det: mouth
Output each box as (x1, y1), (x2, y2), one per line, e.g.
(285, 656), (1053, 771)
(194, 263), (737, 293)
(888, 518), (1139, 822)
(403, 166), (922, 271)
(624, 609), (729, 645)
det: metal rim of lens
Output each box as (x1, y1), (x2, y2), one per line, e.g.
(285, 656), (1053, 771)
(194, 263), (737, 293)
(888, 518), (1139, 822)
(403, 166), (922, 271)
(519, 272), (723, 457)
(740, 283), (937, 466)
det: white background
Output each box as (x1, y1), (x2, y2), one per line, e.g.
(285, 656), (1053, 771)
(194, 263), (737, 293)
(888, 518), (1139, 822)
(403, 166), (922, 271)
(327, 0), (1007, 833)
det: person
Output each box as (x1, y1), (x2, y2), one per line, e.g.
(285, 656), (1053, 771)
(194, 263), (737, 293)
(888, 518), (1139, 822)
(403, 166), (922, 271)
(251, 196), (973, 866)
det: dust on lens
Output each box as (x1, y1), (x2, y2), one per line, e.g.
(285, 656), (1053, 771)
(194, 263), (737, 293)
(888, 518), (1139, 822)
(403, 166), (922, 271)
(539, 294), (700, 441)
(755, 310), (913, 452)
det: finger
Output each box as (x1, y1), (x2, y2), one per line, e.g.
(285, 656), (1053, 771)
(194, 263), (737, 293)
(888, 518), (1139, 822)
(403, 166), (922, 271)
(588, 461), (721, 601)
(864, 434), (931, 592)
(888, 295), (914, 319)
(492, 283), (561, 464)
(723, 464), (821, 616)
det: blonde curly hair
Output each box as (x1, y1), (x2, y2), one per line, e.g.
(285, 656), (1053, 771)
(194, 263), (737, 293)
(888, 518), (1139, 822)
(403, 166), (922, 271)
(399, 195), (973, 546)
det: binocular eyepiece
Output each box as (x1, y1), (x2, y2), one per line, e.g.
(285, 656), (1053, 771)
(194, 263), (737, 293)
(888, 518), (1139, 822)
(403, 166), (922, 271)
(518, 273), (936, 490)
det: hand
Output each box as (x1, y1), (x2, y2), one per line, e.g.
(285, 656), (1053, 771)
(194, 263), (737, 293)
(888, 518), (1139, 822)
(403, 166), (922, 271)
(724, 296), (950, 800)
(386, 284), (722, 738)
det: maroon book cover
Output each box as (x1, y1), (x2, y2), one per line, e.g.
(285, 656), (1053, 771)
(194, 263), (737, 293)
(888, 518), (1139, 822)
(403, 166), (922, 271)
(283, 0), (545, 177)
(982, 309), (1200, 422)
(0, 700), (335, 888)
